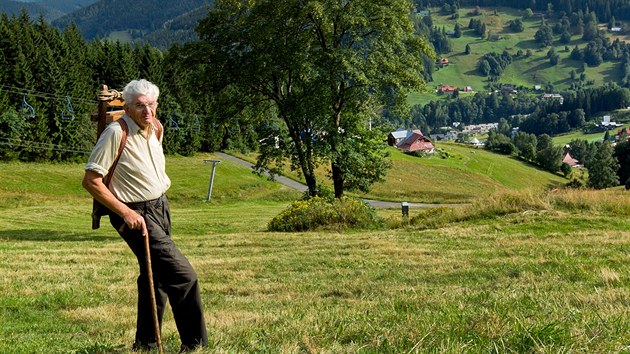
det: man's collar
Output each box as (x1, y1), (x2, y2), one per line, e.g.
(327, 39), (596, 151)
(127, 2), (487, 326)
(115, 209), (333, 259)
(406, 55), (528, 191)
(122, 114), (155, 135)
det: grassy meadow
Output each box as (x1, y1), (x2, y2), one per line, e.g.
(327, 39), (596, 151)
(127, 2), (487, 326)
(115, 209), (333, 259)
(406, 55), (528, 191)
(232, 142), (567, 204)
(1, 152), (629, 353)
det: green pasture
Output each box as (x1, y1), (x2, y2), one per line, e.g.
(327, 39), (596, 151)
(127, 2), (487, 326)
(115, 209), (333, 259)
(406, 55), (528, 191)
(232, 142), (567, 204)
(1, 154), (629, 352)
(409, 6), (625, 106)
(363, 143), (566, 203)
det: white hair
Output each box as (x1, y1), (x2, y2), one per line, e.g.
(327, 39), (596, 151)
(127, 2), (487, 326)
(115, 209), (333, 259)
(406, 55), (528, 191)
(122, 79), (160, 103)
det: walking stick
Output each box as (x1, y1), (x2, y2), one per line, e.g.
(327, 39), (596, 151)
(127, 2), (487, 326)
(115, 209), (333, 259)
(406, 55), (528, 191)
(143, 232), (164, 354)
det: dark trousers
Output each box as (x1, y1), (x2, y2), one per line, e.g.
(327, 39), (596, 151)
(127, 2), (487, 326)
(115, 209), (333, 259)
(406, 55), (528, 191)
(110, 195), (208, 348)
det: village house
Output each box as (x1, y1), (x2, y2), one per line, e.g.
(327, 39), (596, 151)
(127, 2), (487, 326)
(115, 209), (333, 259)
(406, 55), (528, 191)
(439, 85), (458, 94)
(562, 150), (580, 168)
(501, 84), (516, 94)
(396, 130), (435, 153)
(614, 127), (630, 143)
(541, 93), (564, 105)
(387, 129), (410, 146)
(598, 115), (623, 129)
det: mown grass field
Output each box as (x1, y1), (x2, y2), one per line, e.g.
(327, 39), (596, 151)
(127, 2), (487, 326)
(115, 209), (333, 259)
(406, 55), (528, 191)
(232, 142), (567, 204)
(1, 153), (629, 353)
(409, 6), (627, 106)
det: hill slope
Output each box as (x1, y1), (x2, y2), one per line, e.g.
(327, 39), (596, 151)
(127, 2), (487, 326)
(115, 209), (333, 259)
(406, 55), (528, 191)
(231, 142), (568, 204)
(0, 0), (96, 21)
(0, 0), (62, 21)
(410, 6), (630, 105)
(51, 0), (212, 47)
(359, 143), (566, 203)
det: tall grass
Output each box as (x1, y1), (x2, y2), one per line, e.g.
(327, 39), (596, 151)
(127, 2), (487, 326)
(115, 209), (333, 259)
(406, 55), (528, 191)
(408, 187), (630, 230)
(2, 157), (630, 352)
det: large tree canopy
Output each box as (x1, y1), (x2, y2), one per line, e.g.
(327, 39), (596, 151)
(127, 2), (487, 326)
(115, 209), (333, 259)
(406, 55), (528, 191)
(188, 0), (434, 198)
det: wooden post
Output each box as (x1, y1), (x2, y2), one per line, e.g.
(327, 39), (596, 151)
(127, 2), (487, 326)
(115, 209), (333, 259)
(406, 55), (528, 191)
(96, 84), (109, 138)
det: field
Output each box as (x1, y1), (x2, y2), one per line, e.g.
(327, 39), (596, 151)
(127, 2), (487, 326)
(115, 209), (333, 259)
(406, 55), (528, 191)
(1, 153), (629, 353)
(230, 142), (567, 204)
(409, 6), (626, 106)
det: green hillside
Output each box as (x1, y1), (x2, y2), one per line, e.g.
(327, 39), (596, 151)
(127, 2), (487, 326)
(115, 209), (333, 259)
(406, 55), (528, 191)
(411, 6), (629, 105)
(358, 143), (566, 203)
(231, 142), (567, 204)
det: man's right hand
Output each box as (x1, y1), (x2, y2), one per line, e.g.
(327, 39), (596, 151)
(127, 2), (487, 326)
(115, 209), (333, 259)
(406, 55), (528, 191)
(122, 210), (148, 237)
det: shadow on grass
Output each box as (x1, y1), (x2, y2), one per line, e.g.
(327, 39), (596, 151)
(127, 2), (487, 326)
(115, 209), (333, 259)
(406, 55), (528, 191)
(0, 229), (119, 242)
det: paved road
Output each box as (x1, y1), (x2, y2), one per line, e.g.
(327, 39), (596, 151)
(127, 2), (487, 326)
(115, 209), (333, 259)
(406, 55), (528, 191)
(214, 152), (464, 209)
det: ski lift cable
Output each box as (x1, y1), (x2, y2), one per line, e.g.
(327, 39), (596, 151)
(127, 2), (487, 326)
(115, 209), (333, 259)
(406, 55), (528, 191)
(0, 137), (91, 154)
(2, 85), (212, 123)
(0, 84), (99, 105)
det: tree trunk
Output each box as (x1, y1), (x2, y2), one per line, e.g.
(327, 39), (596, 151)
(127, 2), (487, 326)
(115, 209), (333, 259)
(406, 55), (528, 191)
(331, 160), (344, 198)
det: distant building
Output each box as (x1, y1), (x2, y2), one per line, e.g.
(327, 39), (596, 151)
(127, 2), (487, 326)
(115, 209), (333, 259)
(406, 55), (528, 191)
(501, 84), (516, 94)
(439, 85), (458, 94)
(614, 128), (630, 142)
(387, 129), (410, 146)
(611, 27), (622, 32)
(541, 93), (564, 105)
(470, 137), (484, 146)
(599, 115), (623, 128)
(562, 151), (580, 167)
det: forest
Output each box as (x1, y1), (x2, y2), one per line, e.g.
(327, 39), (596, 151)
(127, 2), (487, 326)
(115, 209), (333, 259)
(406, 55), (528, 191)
(1, 0), (630, 184)
(0, 11), (233, 162)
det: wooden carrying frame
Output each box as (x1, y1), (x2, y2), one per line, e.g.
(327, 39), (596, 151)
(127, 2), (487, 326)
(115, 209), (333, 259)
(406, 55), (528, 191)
(92, 84), (125, 139)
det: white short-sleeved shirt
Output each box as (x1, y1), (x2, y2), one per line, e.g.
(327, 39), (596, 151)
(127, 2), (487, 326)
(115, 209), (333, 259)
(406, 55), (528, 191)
(85, 114), (171, 203)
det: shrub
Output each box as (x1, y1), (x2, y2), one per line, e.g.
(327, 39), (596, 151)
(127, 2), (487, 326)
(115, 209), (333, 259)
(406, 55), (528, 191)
(268, 196), (384, 232)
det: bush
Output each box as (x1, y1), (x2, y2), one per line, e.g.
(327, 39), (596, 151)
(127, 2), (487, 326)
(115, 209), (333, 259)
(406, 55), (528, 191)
(268, 196), (384, 232)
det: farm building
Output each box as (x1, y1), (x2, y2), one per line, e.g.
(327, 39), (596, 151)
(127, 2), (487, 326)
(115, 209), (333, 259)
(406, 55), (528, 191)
(396, 130), (435, 153)
(562, 151), (580, 167)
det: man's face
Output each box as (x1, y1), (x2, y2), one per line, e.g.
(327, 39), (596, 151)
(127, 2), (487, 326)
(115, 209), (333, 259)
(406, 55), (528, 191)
(125, 94), (158, 129)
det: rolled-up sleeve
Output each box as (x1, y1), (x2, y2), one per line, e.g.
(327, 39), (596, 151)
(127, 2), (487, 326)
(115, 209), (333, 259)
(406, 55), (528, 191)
(85, 123), (123, 178)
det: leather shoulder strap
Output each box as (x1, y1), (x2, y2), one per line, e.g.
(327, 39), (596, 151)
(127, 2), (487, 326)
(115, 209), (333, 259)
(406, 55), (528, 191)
(103, 119), (129, 187)
(154, 118), (163, 141)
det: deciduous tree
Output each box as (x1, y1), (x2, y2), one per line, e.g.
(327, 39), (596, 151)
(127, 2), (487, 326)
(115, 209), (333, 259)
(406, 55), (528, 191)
(189, 0), (433, 198)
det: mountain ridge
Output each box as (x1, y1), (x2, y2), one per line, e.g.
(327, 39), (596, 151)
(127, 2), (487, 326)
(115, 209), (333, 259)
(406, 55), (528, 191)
(51, 0), (213, 48)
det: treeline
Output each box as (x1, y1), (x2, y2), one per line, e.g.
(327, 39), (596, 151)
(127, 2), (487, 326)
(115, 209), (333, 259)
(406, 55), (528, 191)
(413, 0), (630, 23)
(0, 11), (251, 162)
(51, 0), (210, 40)
(406, 85), (630, 135)
(485, 128), (630, 189)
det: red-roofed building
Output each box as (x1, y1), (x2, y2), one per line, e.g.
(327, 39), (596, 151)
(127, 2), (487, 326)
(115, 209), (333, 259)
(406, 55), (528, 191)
(614, 128), (630, 142)
(562, 151), (580, 167)
(396, 129), (435, 153)
(439, 85), (458, 94)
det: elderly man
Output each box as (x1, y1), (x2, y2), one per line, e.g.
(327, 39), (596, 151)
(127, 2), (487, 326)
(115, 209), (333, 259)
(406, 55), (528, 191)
(83, 79), (207, 352)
